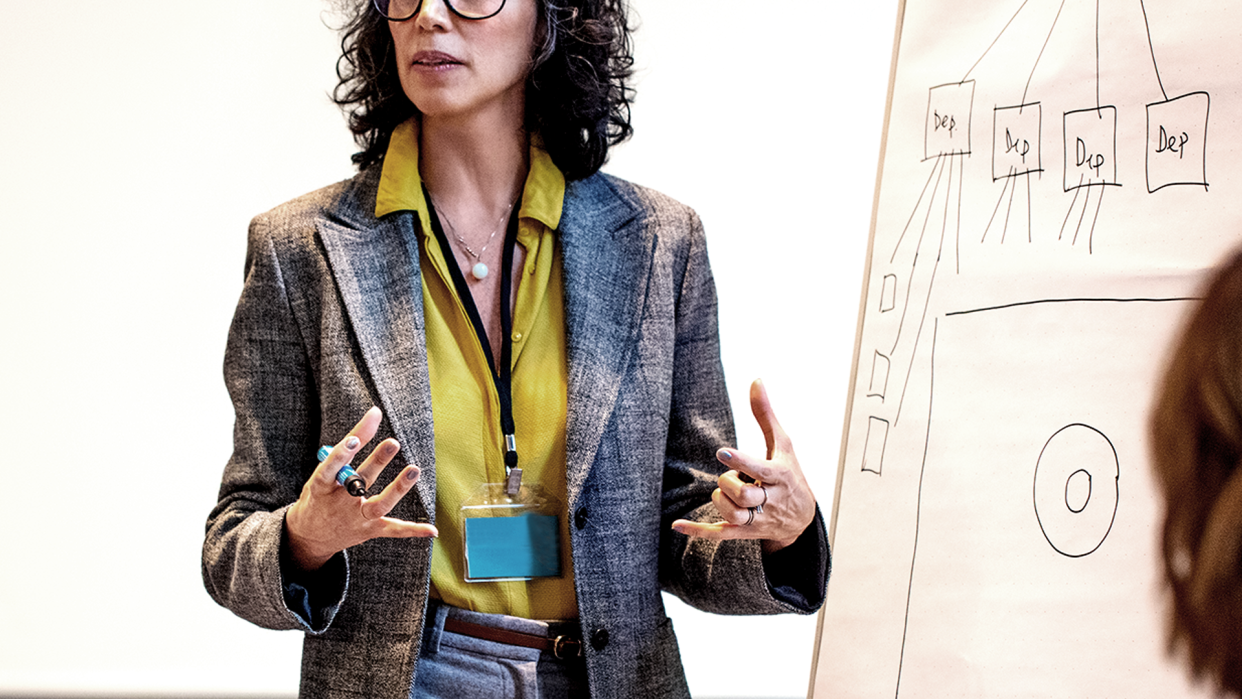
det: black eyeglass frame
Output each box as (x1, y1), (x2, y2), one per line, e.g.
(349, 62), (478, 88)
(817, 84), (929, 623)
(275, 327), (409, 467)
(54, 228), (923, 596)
(371, 0), (507, 21)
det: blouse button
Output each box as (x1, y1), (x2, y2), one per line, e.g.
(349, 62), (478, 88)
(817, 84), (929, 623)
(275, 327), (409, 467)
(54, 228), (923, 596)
(511, 331), (523, 342)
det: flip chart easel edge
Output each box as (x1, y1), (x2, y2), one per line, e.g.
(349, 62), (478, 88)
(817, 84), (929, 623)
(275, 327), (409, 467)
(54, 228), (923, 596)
(807, 0), (909, 695)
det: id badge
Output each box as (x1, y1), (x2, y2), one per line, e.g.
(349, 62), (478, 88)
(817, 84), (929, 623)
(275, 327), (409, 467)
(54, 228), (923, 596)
(461, 483), (562, 582)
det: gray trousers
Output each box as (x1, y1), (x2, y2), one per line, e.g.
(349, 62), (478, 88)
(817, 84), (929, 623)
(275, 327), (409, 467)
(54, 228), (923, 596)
(413, 604), (590, 699)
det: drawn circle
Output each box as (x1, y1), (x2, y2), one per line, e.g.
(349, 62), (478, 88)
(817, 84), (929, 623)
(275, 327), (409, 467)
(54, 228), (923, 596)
(1033, 424), (1119, 558)
(1065, 469), (1091, 513)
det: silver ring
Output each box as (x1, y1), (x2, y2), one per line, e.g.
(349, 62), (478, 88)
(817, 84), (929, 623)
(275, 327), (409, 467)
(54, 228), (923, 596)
(756, 484), (768, 514)
(745, 507), (756, 526)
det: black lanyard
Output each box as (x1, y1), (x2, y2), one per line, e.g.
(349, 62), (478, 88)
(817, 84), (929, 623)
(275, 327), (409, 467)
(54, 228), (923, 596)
(424, 188), (524, 494)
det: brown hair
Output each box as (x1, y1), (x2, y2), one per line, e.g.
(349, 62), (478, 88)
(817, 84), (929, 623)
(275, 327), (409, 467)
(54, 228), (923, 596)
(330, 0), (634, 180)
(1151, 246), (1242, 695)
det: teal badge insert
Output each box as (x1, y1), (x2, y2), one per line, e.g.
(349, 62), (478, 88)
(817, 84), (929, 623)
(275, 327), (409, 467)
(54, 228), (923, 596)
(462, 483), (562, 582)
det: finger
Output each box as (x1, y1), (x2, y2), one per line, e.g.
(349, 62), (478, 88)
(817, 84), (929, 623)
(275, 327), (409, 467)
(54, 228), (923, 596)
(374, 518), (439, 539)
(360, 465), (421, 520)
(670, 518), (749, 540)
(749, 379), (792, 459)
(348, 405), (384, 443)
(357, 438), (400, 484)
(313, 407), (383, 486)
(310, 434), (363, 488)
(717, 447), (778, 485)
(716, 471), (770, 509)
(711, 488), (757, 527)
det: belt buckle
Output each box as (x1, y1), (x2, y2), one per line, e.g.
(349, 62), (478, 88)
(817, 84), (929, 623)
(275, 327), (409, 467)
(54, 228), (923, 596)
(552, 634), (583, 660)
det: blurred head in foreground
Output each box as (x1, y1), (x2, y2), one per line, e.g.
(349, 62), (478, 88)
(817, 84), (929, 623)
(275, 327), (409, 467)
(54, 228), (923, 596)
(1151, 246), (1242, 695)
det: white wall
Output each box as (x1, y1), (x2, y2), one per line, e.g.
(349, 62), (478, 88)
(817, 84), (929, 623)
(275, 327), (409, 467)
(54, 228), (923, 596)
(0, 1), (896, 696)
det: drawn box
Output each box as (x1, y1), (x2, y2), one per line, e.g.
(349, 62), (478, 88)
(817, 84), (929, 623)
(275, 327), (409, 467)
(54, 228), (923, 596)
(992, 103), (1042, 181)
(1063, 106), (1118, 191)
(1146, 92), (1209, 193)
(924, 81), (975, 161)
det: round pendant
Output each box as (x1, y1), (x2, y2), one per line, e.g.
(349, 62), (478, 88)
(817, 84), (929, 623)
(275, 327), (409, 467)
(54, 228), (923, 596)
(471, 262), (489, 280)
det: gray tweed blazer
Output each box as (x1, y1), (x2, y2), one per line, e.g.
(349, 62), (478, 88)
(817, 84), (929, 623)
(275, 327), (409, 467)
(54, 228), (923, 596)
(203, 165), (826, 699)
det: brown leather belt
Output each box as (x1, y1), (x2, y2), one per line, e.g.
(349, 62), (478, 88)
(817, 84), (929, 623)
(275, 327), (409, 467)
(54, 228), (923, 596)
(443, 617), (584, 660)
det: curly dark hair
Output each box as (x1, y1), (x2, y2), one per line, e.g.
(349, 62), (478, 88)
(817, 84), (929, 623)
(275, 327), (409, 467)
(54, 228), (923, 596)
(330, 0), (635, 181)
(1151, 245), (1242, 696)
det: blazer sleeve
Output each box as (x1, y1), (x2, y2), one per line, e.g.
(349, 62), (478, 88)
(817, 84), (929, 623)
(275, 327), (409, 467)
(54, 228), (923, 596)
(656, 207), (829, 616)
(201, 214), (348, 633)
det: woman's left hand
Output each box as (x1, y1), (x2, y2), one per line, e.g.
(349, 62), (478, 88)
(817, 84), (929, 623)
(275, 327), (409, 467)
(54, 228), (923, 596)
(671, 379), (818, 553)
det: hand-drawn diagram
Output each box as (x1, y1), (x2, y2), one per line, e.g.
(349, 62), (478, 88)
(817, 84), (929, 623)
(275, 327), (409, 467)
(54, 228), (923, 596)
(851, 0), (1213, 480)
(886, 300), (1195, 699)
(1033, 423), (1119, 558)
(815, 1), (1242, 697)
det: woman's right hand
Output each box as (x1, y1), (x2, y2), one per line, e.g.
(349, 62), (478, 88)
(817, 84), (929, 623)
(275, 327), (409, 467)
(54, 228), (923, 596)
(285, 406), (438, 572)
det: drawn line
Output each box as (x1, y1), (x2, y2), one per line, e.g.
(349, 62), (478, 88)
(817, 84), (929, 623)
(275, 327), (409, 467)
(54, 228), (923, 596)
(1002, 165), (1018, 244)
(894, 317), (938, 699)
(1059, 174), (1084, 240)
(981, 173), (1012, 243)
(891, 155), (944, 265)
(955, 153), (964, 274)
(945, 296), (1198, 317)
(1095, 0), (1101, 111)
(1073, 185), (1092, 246)
(893, 210), (946, 426)
(890, 156), (948, 357)
(1021, 0), (1068, 108)
(1026, 167), (1033, 242)
(1088, 183), (1105, 254)
(942, 146), (954, 263)
(963, 0), (1030, 83)
(1139, 0), (1169, 101)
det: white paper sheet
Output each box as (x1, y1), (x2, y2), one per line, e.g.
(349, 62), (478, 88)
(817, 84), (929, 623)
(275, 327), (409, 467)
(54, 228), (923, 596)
(813, 1), (1242, 696)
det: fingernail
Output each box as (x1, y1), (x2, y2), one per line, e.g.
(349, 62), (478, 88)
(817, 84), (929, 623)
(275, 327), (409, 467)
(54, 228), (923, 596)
(345, 436), (360, 450)
(386, 441), (400, 456)
(406, 466), (420, 481)
(719, 449), (733, 460)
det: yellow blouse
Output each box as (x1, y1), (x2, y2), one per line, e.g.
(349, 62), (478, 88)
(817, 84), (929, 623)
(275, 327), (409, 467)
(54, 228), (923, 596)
(375, 119), (577, 619)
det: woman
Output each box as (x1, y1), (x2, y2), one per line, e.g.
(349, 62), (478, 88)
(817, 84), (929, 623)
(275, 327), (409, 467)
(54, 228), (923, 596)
(1151, 247), (1242, 697)
(202, 0), (829, 697)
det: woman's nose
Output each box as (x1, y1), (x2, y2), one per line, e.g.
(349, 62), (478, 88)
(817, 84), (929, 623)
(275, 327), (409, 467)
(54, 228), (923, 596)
(414, 0), (453, 28)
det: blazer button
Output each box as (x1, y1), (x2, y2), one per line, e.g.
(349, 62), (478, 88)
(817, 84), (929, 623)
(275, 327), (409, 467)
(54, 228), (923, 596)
(574, 507), (588, 530)
(590, 628), (609, 651)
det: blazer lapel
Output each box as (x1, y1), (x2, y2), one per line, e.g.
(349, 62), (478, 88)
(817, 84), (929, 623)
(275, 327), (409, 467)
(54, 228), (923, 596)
(317, 188), (437, 521)
(559, 175), (656, 508)
(313, 172), (653, 517)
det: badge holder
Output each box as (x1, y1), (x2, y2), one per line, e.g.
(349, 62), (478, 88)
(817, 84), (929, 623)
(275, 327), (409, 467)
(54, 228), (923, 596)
(461, 481), (562, 582)
(428, 198), (561, 582)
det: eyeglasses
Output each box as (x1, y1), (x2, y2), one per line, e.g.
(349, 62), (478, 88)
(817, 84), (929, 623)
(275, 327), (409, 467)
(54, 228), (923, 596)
(372, 0), (506, 21)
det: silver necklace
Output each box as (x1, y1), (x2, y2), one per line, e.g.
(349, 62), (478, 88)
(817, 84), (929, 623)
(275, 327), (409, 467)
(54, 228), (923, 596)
(432, 196), (518, 281)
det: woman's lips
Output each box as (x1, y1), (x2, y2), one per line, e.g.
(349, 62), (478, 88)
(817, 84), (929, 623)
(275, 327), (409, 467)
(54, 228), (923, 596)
(410, 50), (463, 68)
